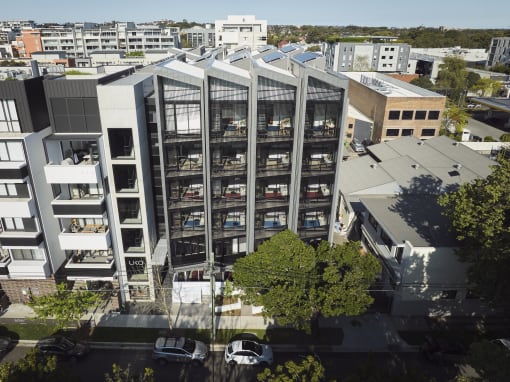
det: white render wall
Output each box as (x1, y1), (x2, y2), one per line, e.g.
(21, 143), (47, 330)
(215, 15), (267, 51)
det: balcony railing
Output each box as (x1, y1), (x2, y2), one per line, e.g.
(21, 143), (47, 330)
(44, 158), (101, 184)
(58, 224), (111, 250)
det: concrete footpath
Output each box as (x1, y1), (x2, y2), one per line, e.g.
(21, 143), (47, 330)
(0, 303), (425, 352)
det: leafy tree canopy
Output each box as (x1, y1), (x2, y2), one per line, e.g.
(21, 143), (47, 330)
(410, 76), (434, 90)
(438, 156), (510, 303)
(28, 283), (103, 329)
(104, 364), (154, 382)
(257, 355), (325, 382)
(232, 230), (381, 333)
(467, 340), (510, 382)
(0, 349), (79, 382)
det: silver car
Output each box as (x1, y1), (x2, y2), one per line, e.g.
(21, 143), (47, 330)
(224, 338), (273, 366)
(350, 138), (366, 153)
(152, 337), (208, 366)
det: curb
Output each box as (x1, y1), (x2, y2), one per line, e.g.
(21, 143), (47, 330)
(15, 340), (420, 353)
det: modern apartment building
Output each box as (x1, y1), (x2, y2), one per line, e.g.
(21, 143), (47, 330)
(341, 72), (446, 144)
(0, 74), (64, 302)
(326, 43), (411, 73)
(182, 26), (215, 48)
(486, 37), (510, 69)
(149, 48), (348, 301)
(215, 15), (267, 51)
(13, 22), (180, 59)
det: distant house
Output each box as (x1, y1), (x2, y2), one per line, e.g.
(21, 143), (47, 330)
(338, 136), (497, 316)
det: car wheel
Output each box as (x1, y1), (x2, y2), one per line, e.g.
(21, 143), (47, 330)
(157, 358), (168, 366)
(228, 360), (237, 366)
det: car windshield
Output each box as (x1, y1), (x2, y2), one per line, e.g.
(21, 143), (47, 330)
(182, 338), (196, 353)
(243, 340), (262, 356)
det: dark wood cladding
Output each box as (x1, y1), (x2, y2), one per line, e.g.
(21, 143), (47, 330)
(51, 200), (105, 216)
(0, 232), (43, 246)
(0, 165), (28, 179)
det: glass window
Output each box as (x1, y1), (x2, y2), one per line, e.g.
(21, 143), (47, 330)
(0, 141), (24, 161)
(386, 129), (399, 137)
(402, 110), (413, 120)
(395, 247), (404, 264)
(388, 110), (400, 120)
(11, 248), (44, 260)
(368, 214), (378, 231)
(415, 110), (426, 120)
(380, 229), (393, 250)
(421, 129), (436, 137)
(0, 100), (21, 132)
(428, 110), (440, 120)
(402, 129), (414, 136)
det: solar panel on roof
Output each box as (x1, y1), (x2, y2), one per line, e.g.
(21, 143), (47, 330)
(262, 51), (285, 63)
(229, 51), (249, 63)
(294, 52), (321, 63)
(280, 45), (297, 53)
(257, 45), (273, 53)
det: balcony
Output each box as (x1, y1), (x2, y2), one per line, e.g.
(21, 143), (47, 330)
(257, 153), (291, 175)
(302, 154), (335, 173)
(58, 224), (111, 250)
(44, 158), (101, 184)
(0, 197), (35, 218)
(64, 250), (116, 279)
(0, 250), (11, 275)
(0, 231), (43, 247)
(0, 161), (28, 179)
(257, 118), (293, 141)
(212, 154), (246, 175)
(51, 194), (105, 216)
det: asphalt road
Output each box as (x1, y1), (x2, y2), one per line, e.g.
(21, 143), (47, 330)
(1, 345), (464, 382)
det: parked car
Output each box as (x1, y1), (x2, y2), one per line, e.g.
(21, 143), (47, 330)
(350, 138), (366, 153)
(224, 335), (273, 366)
(421, 335), (467, 363)
(0, 336), (13, 355)
(152, 337), (208, 366)
(491, 338), (510, 351)
(35, 335), (90, 361)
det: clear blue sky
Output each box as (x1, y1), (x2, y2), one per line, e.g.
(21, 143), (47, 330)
(5, 0), (510, 28)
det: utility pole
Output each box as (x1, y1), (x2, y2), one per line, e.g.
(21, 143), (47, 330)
(209, 252), (215, 345)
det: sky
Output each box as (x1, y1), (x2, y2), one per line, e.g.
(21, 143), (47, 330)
(4, 0), (510, 28)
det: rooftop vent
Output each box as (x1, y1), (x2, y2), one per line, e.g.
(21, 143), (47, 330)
(370, 163), (378, 169)
(418, 141), (424, 146)
(412, 164), (420, 169)
(453, 163), (462, 170)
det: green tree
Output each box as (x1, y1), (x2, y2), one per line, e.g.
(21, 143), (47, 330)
(104, 364), (154, 382)
(441, 104), (468, 139)
(435, 56), (468, 104)
(467, 340), (510, 382)
(410, 76), (434, 90)
(500, 133), (510, 142)
(466, 71), (481, 90)
(471, 78), (501, 97)
(257, 355), (325, 382)
(0, 349), (79, 382)
(232, 230), (381, 333)
(307, 45), (321, 52)
(438, 157), (510, 303)
(28, 283), (103, 329)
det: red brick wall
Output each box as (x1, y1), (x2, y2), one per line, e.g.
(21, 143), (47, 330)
(0, 279), (57, 304)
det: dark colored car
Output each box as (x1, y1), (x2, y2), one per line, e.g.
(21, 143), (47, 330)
(35, 335), (90, 361)
(0, 336), (13, 355)
(421, 335), (467, 363)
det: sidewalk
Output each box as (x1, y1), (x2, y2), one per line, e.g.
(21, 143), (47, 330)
(0, 303), (420, 352)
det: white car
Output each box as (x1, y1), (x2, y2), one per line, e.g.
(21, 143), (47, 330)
(350, 138), (366, 153)
(224, 337), (273, 366)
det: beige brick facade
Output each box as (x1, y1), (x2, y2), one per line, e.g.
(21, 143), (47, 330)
(346, 74), (446, 144)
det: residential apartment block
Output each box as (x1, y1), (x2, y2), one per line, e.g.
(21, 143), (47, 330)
(486, 37), (510, 69)
(152, 48), (348, 301)
(182, 26), (215, 48)
(341, 72), (446, 144)
(0, 46), (349, 306)
(215, 15), (267, 51)
(326, 43), (411, 73)
(13, 22), (180, 59)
